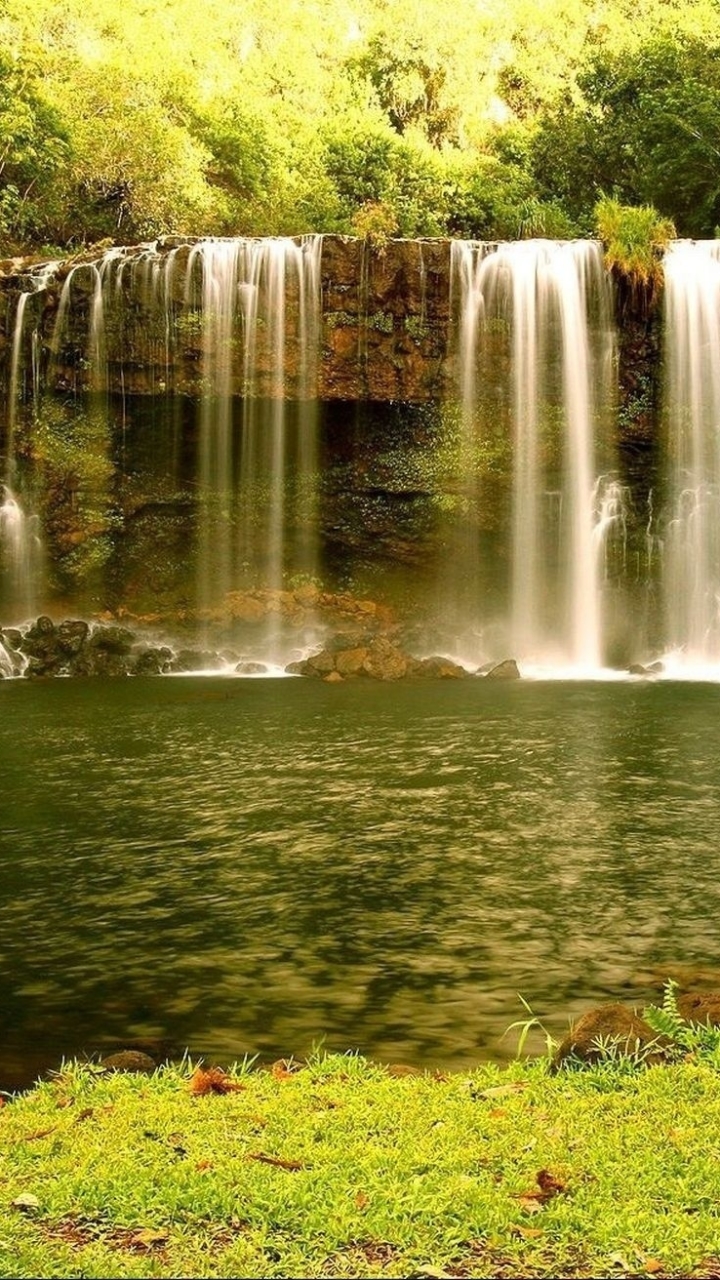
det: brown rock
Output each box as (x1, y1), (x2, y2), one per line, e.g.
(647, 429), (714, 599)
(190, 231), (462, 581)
(415, 654), (468, 679)
(324, 670), (344, 683)
(362, 638), (407, 680)
(553, 1003), (668, 1070)
(100, 1049), (156, 1074)
(306, 649), (336, 675)
(677, 992), (720, 1027)
(485, 659), (521, 680)
(335, 646), (369, 676)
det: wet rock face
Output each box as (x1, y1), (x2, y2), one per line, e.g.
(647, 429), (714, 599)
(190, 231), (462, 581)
(1, 237), (456, 403)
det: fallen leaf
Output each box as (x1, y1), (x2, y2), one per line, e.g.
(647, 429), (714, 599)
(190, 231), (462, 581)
(489, 1107), (507, 1118)
(12, 1193), (40, 1212)
(514, 1226), (544, 1239)
(189, 1066), (244, 1096)
(22, 1127), (56, 1142)
(247, 1151), (303, 1171)
(355, 1191), (369, 1210)
(74, 1108), (94, 1123)
(271, 1059), (301, 1081)
(644, 1262), (664, 1276)
(129, 1228), (169, 1250)
(195, 1158), (214, 1172)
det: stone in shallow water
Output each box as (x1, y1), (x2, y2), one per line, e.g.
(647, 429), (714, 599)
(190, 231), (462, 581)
(235, 661), (268, 675)
(484, 659), (521, 680)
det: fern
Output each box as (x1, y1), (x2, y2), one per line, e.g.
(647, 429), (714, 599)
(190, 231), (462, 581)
(644, 979), (688, 1046)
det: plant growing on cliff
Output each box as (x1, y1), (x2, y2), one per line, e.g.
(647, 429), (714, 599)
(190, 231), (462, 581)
(594, 195), (675, 305)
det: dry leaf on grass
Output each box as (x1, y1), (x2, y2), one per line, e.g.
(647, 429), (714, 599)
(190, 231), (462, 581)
(271, 1059), (302, 1081)
(21, 1127), (57, 1142)
(189, 1066), (245, 1096)
(513, 1168), (568, 1212)
(247, 1151), (304, 1171)
(355, 1191), (369, 1210)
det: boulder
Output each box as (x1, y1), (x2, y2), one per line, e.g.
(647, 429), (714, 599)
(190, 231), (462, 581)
(413, 654), (468, 679)
(362, 638), (407, 680)
(485, 659), (521, 680)
(235, 660), (268, 675)
(57, 619), (90, 655)
(677, 992), (720, 1027)
(553, 1003), (668, 1069)
(335, 646), (369, 676)
(133, 646), (174, 675)
(100, 1049), (156, 1074)
(171, 648), (225, 672)
(89, 625), (135, 655)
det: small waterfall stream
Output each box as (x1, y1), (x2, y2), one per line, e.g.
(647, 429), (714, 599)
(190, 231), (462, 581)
(1, 265), (54, 620)
(450, 239), (616, 670)
(663, 240), (720, 669)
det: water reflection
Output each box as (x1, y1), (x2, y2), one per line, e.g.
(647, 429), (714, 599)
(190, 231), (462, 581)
(2, 679), (720, 1088)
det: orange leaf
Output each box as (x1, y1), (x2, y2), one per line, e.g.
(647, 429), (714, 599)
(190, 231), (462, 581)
(74, 1108), (94, 1123)
(247, 1151), (303, 1171)
(355, 1191), (369, 1210)
(189, 1066), (244, 1096)
(195, 1159), (214, 1173)
(271, 1059), (300, 1081)
(644, 1262), (664, 1276)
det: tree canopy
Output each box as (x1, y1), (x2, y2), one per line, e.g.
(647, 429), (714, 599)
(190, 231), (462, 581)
(1, 0), (719, 250)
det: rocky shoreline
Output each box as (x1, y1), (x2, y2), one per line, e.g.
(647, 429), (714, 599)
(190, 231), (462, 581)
(0, 613), (523, 682)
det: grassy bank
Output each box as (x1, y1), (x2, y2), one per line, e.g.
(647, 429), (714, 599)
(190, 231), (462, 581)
(1, 1053), (720, 1278)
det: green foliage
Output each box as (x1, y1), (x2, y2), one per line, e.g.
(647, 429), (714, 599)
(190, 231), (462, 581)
(2, 0), (720, 246)
(644, 981), (720, 1065)
(595, 195), (675, 299)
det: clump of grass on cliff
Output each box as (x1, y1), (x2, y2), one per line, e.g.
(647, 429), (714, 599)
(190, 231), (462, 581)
(2, 1051), (720, 1278)
(595, 195), (676, 304)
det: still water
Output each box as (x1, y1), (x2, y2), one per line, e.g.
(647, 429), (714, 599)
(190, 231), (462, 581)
(2, 677), (720, 1089)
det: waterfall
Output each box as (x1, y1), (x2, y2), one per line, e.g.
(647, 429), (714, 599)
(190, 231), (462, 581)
(450, 239), (615, 669)
(186, 237), (322, 656)
(0, 266), (56, 621)
(663, 240), (720, 667)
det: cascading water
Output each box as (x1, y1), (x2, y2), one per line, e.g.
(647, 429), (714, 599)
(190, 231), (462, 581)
(186, 237), (322, 660)
(0, 266), (54, 620)
(662, 240), (720, 669)
(450, 239), (616, 670)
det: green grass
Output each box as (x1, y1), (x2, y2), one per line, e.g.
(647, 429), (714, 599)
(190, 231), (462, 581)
(2, 1052), (720, 1278)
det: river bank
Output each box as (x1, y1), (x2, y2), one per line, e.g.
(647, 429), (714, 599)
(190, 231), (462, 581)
(1, 1050), (719, 1278)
